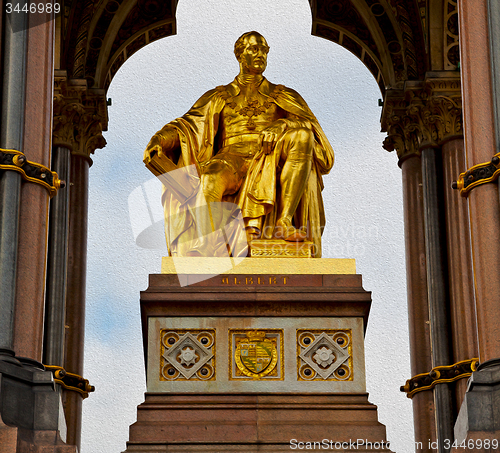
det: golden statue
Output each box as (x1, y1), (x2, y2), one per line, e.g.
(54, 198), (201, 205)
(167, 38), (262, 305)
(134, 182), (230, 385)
(143, 31), (334, 258)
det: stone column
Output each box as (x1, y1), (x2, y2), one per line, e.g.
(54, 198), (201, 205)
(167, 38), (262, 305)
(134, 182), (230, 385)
(0, 12), (78, 453)
(458, 0), (500, 365)
(44, 74), (87, 367)
(13, 11), (55, 361)
(400, 154), (438, 449)
(409, 78), (477, 416)
(44, 145), (71, 367)
(441, 137), (478, 409)
(451, 0), (500, 444)
(64, 154), (90, 450)
(409, 76), (472, 451)
(421, 146), (454, 451)
(0, 1), (27, 362)
(383, 76), (472, 450)
(51, 72), (108, 450)
(382, 92), (437, 449)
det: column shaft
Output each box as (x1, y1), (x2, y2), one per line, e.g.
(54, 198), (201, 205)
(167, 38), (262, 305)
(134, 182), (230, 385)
(0, 10), (27, 356)
(44, 147), (71, 366)
(400, 155), (437, 449)
(64, 154), (90, 450)
(13, 15), (54, 360)
(441, 138), (478, 409)
(459, 0), (500, 363)
(421, 147), (454, 452)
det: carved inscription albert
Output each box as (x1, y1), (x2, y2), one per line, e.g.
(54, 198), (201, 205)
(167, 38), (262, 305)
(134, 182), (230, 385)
(221, 275), (289, 286)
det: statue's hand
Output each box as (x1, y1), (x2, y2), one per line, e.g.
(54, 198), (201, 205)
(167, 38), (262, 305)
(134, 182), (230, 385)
(143, 136), (163, 163)
(143, 127), (180, 163)
(260, 120), (287, 155)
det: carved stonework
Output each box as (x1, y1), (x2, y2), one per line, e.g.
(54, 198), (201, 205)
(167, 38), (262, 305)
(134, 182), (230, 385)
(381, 74), (462, 162)
(391, 0), (425, 81)
(160, 330), (216, 381)
(381, 92), (420, 160)
(444, 0), (459, 70)
(297, 330), (353, 381)
(53, 70), (108, 162)
(71, 0), (94, 79)
(229, 330), (284, 381)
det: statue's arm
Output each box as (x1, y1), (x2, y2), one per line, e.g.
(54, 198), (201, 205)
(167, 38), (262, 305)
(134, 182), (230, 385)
(143, 125), (180, 165)
(143, 87), (219, 163)
(143, 88), (220, 173)
(260, 114), (313, 155)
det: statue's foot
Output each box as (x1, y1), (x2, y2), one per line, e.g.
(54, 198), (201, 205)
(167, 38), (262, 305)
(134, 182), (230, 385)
(246, 226), (261, 243)
(275, 218), (307, 242)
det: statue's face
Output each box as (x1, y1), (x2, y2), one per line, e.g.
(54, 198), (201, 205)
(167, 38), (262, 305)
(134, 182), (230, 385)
(239, 34), (269, 74)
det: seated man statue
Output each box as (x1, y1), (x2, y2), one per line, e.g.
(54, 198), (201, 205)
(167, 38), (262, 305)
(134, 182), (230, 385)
(143, 31), (334, 257)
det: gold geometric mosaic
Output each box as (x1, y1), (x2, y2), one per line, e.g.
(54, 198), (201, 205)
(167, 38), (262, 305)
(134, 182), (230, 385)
(297, 330), (353, 381)
(160, 329), (216, 381)
(229, 329), (284, 380)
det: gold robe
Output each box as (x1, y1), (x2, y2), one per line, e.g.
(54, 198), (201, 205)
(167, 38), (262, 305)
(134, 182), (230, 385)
(161, 77), (334, 257)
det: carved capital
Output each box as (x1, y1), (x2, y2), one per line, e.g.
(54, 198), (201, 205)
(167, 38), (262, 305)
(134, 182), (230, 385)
(53, 70), (108, 163)
(419, 95), (462, 146)
(381, 74), (462, 163)
(381, 91), (421, 161)
(53, 74), (87, 150)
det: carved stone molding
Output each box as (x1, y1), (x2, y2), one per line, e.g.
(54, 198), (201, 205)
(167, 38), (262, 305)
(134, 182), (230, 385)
(53, 70), (108, 163)
(381, 73), (462, 163)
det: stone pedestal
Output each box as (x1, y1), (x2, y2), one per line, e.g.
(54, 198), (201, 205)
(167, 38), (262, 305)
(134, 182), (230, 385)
(453, 361), (500, 452)
(0, 358), (76, 453)
(124, 258), (393, 452)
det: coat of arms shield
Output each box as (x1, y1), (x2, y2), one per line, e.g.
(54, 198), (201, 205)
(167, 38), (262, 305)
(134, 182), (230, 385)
(235, 331), (278, 378)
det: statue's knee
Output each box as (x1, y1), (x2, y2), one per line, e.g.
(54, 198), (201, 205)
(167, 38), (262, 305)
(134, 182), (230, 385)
(284, 128), (314, 161)
(202, 159), (227, 175)
(287, 127), (314, 147)
(201, 162), (236, 200)
(201, 173), (220, 198)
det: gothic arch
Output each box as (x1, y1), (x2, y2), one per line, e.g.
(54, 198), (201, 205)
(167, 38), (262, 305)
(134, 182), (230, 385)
(61, 0), (428, 95)
(62, 0), (177, 90)
(311, 0), (426, 93)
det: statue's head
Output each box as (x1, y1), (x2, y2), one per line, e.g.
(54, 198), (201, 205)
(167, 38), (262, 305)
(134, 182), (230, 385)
(234, 31), (270, 75)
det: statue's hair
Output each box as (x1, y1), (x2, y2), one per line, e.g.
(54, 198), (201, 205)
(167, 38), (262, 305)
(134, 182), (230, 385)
(234, 31), (267, 60)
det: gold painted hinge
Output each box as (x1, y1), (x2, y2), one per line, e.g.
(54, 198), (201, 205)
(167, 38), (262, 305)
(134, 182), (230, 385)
(0, 148), (64, 198)
(44, 365), (95, 399)
(400, 358), (479, 399)
(452, 153), (500, 196)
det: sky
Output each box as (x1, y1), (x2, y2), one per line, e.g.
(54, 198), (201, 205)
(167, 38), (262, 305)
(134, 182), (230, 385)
(82, 0), (413, 451)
